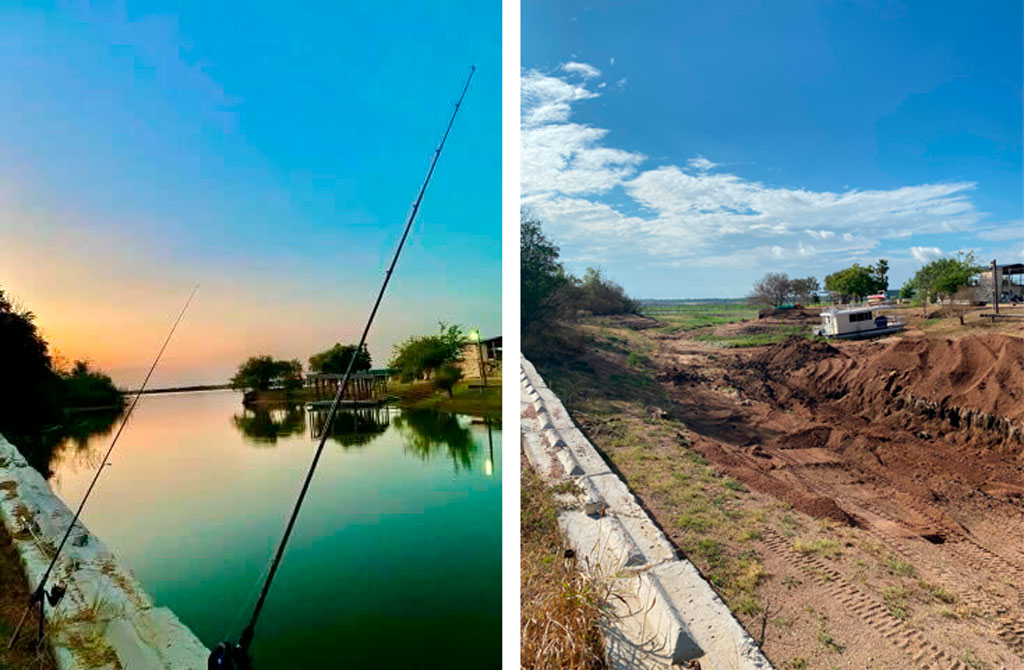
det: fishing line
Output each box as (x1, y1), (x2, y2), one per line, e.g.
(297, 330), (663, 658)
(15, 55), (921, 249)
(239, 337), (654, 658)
(209, 66), (475, 669)
(7, 285), (199, 650)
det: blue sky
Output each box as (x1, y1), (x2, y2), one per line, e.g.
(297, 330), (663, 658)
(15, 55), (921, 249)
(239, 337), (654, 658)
(522, 0), (1022, 298)
(1, 1), (500, 385)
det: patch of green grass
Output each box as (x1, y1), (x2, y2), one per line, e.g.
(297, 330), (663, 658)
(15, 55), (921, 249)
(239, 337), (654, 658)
(722, 477), (746, 492)
(883, 585), (910, 620)
(781, 574), (801, 589)
(642, 302), (760, 333)
(696, 325), (811, 348)
(959, 649), (988, 669)
(737, 528), (764, 542)
(793, 537), (842, 559)
(790, 658), (808, 669)
(919, 580), (955, 604)
(884, 554), (916, 577)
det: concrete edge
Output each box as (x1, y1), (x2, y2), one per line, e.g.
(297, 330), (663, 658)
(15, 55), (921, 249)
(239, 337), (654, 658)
(520, 355), (773, 670)
(0, 433), (209, 669)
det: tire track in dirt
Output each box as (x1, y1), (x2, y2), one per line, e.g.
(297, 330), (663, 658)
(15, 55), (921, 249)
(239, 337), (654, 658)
(761, 528), (972, 669)
(812, 478), (1024, 661)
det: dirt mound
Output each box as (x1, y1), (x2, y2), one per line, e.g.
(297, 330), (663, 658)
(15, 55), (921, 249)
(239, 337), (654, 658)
(860, 335), (1024, 420)
(751, 336), (843, 373)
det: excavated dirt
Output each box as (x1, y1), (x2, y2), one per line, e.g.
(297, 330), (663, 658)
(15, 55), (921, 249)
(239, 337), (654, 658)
(653, 332), (1024, 668)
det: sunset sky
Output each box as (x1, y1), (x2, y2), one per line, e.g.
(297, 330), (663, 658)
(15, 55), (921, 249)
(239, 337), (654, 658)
(1, 1), (501, 387)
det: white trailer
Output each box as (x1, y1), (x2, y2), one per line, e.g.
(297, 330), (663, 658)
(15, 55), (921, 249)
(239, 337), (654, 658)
(813, 306), (906, 339)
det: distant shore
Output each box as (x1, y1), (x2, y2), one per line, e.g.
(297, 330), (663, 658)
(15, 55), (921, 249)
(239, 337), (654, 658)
(243, 380), (501, 417)
(125, 384), (233, 395)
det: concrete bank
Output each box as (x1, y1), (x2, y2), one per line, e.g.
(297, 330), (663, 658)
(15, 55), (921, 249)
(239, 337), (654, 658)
(520, 356), (772, 670)
(0, 433), (208, 669)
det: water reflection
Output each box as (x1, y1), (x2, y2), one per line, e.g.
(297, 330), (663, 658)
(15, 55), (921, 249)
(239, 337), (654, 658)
(231, 404), (306, 445)
(394, 409), (478, 471)
(22, 407), (123, 477)
(307, 406), (391, 448)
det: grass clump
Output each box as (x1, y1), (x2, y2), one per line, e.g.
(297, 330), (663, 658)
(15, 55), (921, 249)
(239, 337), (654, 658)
(884, 554), (916, 577)
(882, 585), (910, 620)
(793, 537), (842, 559)
(521, 458), (607, 670)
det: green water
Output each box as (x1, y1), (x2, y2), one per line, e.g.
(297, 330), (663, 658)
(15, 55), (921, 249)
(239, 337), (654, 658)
(46, 390), (501, 668)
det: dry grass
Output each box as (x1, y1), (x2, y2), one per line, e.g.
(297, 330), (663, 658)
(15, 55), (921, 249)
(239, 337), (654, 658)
(0, 524), (57, 670)
(520, 456), (608, 670)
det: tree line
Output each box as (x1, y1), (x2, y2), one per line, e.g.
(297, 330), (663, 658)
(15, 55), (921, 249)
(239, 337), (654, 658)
(749, 252), (983, 310)
(230, 322), (471, 398)
(521, 212), (639, 357)
(0, 288), (124, 440)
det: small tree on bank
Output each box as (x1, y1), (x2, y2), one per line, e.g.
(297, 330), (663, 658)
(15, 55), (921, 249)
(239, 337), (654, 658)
(521, 212), (571, 328)
(749, 273), (794, 307)
(230, 356), (303, 392)
(824, 261), (888, 302)
(390, 323), (466, 382)
(903, 251), (982, 317)
(309, 343), (371, 375)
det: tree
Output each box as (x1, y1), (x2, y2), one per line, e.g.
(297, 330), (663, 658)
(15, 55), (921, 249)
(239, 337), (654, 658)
(749, 273), (793, 307)
(308, 343), (371, 375)
(230, 356), (304, 392)
(521, 212), (570, 327)
(951, 286), (974, 325)
(573, 267), (640, 315)
(0, 289), (63, 431)
(873, 259), (890, 292)
(898, 281), (916, 300)
(905, 251), (981, 307)
(789, 277), (820, 304)
(60, 360), (124, 409)
(824, 264), (882, 302)
(390, 323), (466, 382)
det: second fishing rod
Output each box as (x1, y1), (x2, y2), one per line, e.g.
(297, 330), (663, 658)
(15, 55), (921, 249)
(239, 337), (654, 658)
(209, 65), (475, 669)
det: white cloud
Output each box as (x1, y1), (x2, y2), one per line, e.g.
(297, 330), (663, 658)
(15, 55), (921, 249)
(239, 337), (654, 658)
(521, 70), (599, 127)
(686, 155), (717, 172)
(910, 246), (943, 263)
(610, 57), (615, 65)
(521, 68), (987, 273)
(562, 61), (602, 79)
(975, 222), (1024, 242)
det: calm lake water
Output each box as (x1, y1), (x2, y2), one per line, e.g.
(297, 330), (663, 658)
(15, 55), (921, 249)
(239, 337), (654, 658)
(46, 390), (501, 668)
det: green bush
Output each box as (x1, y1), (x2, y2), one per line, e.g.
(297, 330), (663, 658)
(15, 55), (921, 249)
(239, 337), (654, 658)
(390, 323), (466, 382)
(308, 343), (371, 374)
(432, 364), (463, 398)
(230, 356), (304, 391)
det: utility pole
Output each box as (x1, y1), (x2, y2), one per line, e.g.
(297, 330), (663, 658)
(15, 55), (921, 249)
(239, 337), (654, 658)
(991, 259), (999, 315)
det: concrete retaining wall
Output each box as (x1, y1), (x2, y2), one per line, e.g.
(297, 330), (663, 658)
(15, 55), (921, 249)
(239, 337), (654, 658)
(521, 356), (773, 670)
(0, 433), (209, 669)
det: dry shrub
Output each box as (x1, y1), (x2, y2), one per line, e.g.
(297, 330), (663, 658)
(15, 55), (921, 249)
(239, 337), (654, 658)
(521, 457), (608, 670)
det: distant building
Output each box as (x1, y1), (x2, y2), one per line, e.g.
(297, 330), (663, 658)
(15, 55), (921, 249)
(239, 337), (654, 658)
(459, 335), (502, 382)
(971, 261), (1024, 304)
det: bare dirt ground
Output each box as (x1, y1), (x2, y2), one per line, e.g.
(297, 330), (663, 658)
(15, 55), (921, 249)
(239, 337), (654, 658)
(533, 308), (1024, 670)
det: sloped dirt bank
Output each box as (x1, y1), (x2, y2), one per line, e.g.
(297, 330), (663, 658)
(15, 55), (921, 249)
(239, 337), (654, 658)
(654, 332), (1024, 667)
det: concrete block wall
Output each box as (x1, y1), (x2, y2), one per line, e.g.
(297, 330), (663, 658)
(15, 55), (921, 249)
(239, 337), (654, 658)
(0, 433), (209, 669)
(521, 356), (773, 670)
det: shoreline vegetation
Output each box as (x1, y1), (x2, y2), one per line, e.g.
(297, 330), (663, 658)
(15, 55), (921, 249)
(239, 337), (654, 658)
(242, 379), (501, 417)
(230, 322), (501, 417)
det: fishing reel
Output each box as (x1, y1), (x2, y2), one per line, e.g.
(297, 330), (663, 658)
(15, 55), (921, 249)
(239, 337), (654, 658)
(32, 581), (67, 608)
(208, 641), (252, 670)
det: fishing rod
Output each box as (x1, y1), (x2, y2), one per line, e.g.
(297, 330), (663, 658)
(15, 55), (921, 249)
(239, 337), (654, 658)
(8, 285), (199, 650)
(209, 66), (475, 670)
